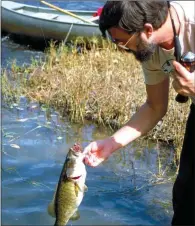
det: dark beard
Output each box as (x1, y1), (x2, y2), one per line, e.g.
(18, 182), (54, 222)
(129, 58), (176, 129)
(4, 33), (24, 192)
(127, 41), (157, 62)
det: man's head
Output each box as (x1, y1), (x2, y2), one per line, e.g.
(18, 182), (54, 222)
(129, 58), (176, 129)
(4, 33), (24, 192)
(99, 1), (169, 62)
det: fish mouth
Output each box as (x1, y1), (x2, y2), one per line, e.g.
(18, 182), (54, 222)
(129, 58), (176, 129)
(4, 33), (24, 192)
(71, 143), (82, 153)
(68, 175), (82, 180)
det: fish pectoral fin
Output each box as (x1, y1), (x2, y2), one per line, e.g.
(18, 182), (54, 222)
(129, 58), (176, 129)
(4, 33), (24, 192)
(84, 184), (88, 192)
(75, 182), (87, 194)
(75, 182), (83, 196)
(70, 210), (80, 221)
(47, 199), (55, 218)
(74, 183), (79, 197)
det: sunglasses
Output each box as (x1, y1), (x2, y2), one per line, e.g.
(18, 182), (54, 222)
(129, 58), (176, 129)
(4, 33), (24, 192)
(106, 31), (136, 50)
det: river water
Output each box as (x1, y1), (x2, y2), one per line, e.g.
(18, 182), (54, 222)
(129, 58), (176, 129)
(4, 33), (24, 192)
(2, 1), (175, 225)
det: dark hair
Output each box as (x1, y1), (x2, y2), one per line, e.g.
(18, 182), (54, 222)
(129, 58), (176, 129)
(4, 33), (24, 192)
(99, 1), (169, 37)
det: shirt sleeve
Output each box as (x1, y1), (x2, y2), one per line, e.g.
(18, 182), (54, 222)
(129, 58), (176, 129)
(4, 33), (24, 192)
(142, 65), (169, 85)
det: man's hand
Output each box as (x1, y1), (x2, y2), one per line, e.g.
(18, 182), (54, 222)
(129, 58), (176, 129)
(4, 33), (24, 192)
(172, 61), (195, 96)
(83, 137), (117, 167)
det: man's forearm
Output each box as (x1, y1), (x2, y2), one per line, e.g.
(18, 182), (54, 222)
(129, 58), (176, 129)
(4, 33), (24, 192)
(110, 102), (166, 152)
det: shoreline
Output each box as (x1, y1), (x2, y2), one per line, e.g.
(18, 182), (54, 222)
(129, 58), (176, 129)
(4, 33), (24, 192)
(1, 39), (190, 165)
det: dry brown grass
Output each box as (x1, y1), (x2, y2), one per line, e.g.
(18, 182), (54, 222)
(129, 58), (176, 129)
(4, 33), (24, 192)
(2, 38), (191, 163)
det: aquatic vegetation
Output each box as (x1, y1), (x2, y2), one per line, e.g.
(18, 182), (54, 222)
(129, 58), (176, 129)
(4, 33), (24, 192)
(1, 38), (190, 165)
(1, 69), (21, 105)
(147, 199), (173, 221)
(152, 199), (172, 209)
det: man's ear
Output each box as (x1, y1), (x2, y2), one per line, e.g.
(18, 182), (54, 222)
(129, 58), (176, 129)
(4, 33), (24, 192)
(142, 23), (154, 38)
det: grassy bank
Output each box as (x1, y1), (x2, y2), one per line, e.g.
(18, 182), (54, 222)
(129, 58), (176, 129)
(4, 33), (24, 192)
(2, 39), (190, 164)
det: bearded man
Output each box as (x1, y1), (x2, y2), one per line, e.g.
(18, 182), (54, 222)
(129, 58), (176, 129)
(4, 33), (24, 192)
(84, 1), (195, 225)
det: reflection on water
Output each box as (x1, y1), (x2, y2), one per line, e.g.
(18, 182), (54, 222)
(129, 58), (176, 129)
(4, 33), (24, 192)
(2, 97), (174, 225)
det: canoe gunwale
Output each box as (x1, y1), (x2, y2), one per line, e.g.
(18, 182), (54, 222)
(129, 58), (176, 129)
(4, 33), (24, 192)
(2, 1), (99, 28)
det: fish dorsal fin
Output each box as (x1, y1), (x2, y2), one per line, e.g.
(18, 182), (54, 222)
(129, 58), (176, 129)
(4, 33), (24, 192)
(70, 209), (80, 221)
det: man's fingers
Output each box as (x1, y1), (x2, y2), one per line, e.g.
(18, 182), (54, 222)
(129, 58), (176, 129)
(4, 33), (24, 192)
(84, 155), (101, 167)
(83, 156), (92, 166)
(83, 145), (91, 155)
(172, 80), (188, 96)
(173, 61), (189, 78)
(83, 142), (99, 155)
(172, 79), (181, 91)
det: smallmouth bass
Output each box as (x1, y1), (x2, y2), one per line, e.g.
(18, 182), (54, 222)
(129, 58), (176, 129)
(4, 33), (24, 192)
(48, 143), (87, 226)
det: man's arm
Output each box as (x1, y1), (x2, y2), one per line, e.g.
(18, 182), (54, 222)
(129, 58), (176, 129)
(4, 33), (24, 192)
(110, 77), (170, 151)
(83, 77), (170, 167)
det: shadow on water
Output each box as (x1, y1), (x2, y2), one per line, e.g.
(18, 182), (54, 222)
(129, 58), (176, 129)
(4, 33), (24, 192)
(2, 97), (175, 225)
(1, 33), (46, 69)
(3, 33), (52, 51)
